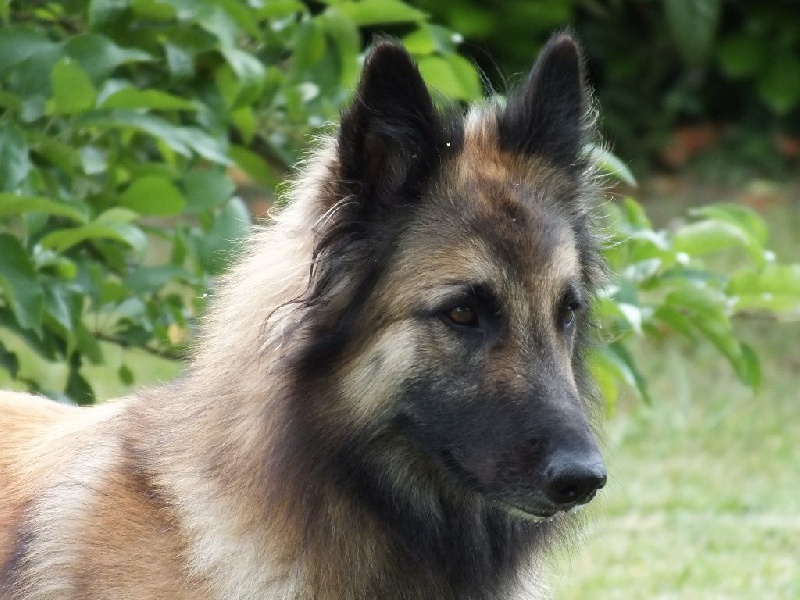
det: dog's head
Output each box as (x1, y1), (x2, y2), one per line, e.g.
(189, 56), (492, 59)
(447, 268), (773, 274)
(293, 35), (605, 521)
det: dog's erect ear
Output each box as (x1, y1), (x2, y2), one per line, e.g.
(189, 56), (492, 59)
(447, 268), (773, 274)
(337, 41), (439, 202)
(499, 33), (588, 166)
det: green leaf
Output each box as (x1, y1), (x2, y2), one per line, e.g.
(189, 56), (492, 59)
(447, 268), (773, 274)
(230, 106), (257, 143)
(319, 7), (361, 89)
(40, 222), (148, 254)
(338, 0), (426, 25)
(164, 42), (195, 80)
(76, 110), (230, 165)
(0, 193), (87, 222)
(403, 24), (460, 56)
(119, 176), (186, 216)
(64, 33), (153, 82)
(220, 47), (266, 107)
(739, 343), (761, 391)
(230, 145), (282, 187)
(728, 264), (800, 315)
(32, 133), (82, 175)
(42, 282), (80, 356)
(444, 54), (481, 101)
(48, 58), (96, 115)
(695, 315), (760, 390)
(172, 126), (230, 165)
(716, 35), (767, 79)
(198, 197), (252, 275)
(131, 0), (177, 21)
(0, 26), (57, 72)
(402, 26), (437, 55)
(35, 250), (78, 280)
(125, 265), (188, 293)
(610, 341), (651, 404)
(589, 354), (618, 414)
(0, 120), (31, 192)
(118, 363), (134, 386)
(663, 285), (760, 390)
(100, 88), (198, 111)
(0, 233), (44, 333)
(0, 90), (22, 112)
(94, 207), (140, 225)
(664, 0), (722, 67)
(1, 28), (65, 101)
(0, 340), (19, 379)
(254, 0), (304, 19)
(622, 196), (652, 230)
(293, 19), (327, 73)
(183, 169), (235, 214)
(689, 203), (768, 246)
(589, 144), (636, 186)
(66, 365), (95, 405)
(79, 145), (107, 175)
(654, 304), (698, 342)
(193, 2), (239, 47)
(418, 55), (478, 101)
(673, 219), (764, 265)
(591, 342), (651, 405)
(757, 54), (800, 114)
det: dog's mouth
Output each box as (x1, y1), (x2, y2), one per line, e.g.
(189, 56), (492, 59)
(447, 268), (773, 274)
(498, 503), (561, 523)
(493, 499), (584, 523)
(494, 482), (601, 522)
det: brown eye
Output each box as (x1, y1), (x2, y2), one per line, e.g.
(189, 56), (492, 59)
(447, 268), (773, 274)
(559, 303), (578, 329)
(447, 305), (478, 327)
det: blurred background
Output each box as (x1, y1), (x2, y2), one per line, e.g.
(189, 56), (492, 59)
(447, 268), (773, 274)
(414, 0), (800, 176)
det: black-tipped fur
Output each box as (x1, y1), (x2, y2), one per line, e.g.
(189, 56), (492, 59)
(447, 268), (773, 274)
(337, 40), (456, 200)
(499, 33), (590, 167)
(279, 36), (604, 600)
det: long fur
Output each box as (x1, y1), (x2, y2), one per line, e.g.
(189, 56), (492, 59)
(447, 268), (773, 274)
(0, 34), (605, 599)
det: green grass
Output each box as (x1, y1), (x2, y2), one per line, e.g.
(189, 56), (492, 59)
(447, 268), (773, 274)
(548, 183), (800, 599)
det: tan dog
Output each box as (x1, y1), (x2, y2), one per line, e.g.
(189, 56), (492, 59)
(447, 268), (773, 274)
(1, 34), (606, 600)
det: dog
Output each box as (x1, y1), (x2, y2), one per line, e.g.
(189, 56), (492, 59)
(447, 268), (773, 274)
(0, 33), (606, 599)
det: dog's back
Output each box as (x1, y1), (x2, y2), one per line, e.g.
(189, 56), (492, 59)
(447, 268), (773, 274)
(1, 391), (90, 543)
(0, 392), (206, 599)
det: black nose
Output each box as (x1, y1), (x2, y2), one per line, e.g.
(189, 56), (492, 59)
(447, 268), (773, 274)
(543, 454), (607, 508)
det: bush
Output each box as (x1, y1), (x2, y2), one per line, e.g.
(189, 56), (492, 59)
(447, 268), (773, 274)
(0, 0), (798, 405)
(588, 162), (800, 409)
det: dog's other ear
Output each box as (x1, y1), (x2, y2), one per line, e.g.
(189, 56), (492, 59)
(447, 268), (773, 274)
(337, 40), (439, 203)
(499, 33), (589, 167)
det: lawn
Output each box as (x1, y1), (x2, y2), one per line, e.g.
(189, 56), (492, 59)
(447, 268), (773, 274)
(549, 179), (800, 599)
(549, 323), (799, 599)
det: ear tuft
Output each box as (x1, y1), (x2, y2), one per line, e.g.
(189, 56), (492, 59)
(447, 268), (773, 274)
(499, 33), (589, 167)
(337, 40), (439, 199)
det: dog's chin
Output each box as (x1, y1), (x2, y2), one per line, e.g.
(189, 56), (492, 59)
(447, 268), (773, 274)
(493, 499), (579, 524)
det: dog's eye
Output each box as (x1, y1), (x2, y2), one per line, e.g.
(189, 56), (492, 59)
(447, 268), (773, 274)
(561, 307), (575, 328)
(558, 302), (580, 329)
(446, 305), (479, 327)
